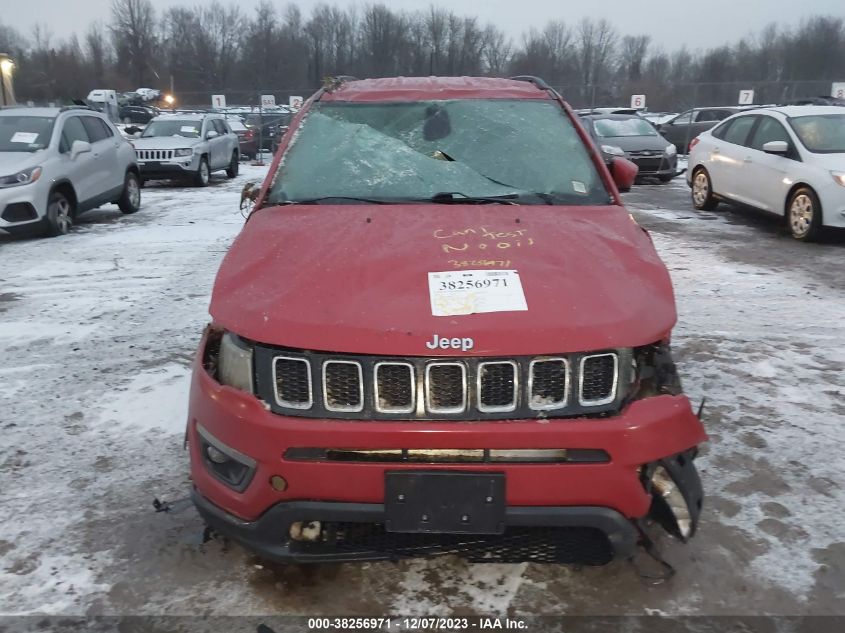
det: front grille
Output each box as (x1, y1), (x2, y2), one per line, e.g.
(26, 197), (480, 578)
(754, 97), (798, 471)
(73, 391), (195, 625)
(580, 354), (618, 405)
(478, 361), (517, 412)
(273, 356), (312, 408)
(630, 156), (663, 172)
(295, 523), (614, 565)
(255, 347), (628, 421)
(323, 361), (363, 412)
(374, 362), (414, 413)
(136, 149), (174, 161)
(426, 363), (466, 413)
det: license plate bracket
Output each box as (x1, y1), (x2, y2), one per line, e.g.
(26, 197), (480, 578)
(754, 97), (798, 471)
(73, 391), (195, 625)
(385, 471), (505, 534)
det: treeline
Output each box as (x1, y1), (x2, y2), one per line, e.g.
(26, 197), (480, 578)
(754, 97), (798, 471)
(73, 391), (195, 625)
(1, 0), (844, 110)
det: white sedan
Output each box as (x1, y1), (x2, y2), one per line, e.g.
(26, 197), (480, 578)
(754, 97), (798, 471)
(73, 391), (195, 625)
(687, 105), (845, 241)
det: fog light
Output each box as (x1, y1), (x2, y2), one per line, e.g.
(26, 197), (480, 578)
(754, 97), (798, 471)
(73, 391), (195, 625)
(270, 475), (288, 491)
(206, 445), (228, 464)
(651, 465), (692, 539)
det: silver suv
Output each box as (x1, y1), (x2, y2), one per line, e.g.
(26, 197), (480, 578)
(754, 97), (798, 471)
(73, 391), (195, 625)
(131, 113), (239, 186)
(0, 106), (141, 237)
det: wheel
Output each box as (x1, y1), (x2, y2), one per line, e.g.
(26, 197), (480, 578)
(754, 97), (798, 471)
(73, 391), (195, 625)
(691, 168), (718, 210)
(787, 187), (822, 242)
(658, 174), (674, 183)
(45, 191), (74, 236)
(194, 156), (210, 187)
(117, 171), (141, 214)
(226, 151), (239, 178)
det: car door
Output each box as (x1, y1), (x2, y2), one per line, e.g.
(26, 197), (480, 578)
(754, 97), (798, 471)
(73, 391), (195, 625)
(81, 116), (122, 195)
(207, 119), (228, 169)
(710, 115), (759, 204)
(741, 115), (798, 213)
(660, 111), (693, 150)
(58, 116), (98, 205)
(217, 119), (238, 160)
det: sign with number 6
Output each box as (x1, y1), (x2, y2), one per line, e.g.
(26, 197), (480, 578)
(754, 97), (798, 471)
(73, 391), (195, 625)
(630, 94), (646, 109)
(832, 83), (845, 99)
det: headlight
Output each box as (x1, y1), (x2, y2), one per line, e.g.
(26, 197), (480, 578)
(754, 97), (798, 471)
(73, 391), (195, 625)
(218, 332), (254, 393)
(601, 144), (626, 157)
(831, 171), (845, 187)
(0, 166), (42, 188)
(665, 144), (677, 156)
(174, 148), (193, 157)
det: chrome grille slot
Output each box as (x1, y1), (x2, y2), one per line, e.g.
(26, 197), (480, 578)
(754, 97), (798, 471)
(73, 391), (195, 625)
(323, 360), (364, 412)
(425, 362), (467, 414)
(579, 354), (618, 406)
(477, 361), (518, 413)
(529, 358), (569, 410)
(374, 362), (415, 413)
(273, 356), (312, 409)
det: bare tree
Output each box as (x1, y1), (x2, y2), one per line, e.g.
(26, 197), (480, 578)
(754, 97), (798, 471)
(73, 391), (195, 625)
(109, 0), (156, 87)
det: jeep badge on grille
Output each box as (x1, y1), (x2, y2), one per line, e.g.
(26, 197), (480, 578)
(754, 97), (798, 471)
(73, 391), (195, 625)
(425, 334), (474, 351)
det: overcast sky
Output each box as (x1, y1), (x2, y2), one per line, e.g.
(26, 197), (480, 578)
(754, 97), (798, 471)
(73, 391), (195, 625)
(6, 0), (845, 52)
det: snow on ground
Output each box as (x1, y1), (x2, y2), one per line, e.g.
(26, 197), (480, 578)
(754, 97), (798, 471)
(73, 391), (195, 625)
(0, 168), (843, 617)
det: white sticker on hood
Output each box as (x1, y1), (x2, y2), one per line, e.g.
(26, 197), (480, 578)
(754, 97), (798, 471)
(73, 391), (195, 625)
(572, 180), (587, 194)
(11, 132), (39, 143)
(180, 125), (198, 133)
(428, 270), (528, 316)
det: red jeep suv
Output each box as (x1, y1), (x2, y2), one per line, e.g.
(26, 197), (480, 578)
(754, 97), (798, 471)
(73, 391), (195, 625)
(187, 76), (706, 566)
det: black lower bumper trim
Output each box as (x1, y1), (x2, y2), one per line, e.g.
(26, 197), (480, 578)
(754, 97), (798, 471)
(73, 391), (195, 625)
(191, 489), (640, 564)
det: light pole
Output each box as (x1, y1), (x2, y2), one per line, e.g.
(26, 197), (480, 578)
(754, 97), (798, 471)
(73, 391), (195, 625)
(0, 54), (16, 107)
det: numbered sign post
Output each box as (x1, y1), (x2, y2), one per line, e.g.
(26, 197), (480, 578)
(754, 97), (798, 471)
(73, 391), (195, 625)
(832, 83), (845, 99)
(738, 90), (755, 105)
(211, 94), (226, 109)
(289, 95), (304, 110)
(630, 94), (646, 110)
(261, 94), (276, 108)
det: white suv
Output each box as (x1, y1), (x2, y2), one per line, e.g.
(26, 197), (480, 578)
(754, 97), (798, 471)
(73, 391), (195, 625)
(0, 106), (141, 237)
(688, 105), (845, 241)
(131, 113), (239, 186)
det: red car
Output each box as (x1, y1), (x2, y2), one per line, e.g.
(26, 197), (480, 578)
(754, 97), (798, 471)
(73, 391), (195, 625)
(228, 119), (259, 160)
(187, 76), (706, 566)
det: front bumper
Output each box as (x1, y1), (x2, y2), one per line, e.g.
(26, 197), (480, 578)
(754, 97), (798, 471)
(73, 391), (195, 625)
(193, 489), (641, 564)
(0, 184), (47, 235)
(187, 337), (707, 563)
(137, 155), (199, 179)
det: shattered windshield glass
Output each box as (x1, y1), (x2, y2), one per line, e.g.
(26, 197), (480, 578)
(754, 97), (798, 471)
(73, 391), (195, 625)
(268, 100), (610, 205)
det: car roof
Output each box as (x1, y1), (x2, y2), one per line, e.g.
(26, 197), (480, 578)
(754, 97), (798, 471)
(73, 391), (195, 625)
(0, 106), (101, 117)
(750, 105), (845, 118)
(319, 76), (551, 102)
(584, 113), (648, 121)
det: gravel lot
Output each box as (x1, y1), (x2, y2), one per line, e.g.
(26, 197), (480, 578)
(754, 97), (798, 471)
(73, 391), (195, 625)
(1, 166), (843, 620)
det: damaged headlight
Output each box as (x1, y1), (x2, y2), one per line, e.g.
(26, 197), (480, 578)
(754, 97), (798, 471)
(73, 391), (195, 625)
(630, 342), (683, 399)
(218, 332), (255, 393)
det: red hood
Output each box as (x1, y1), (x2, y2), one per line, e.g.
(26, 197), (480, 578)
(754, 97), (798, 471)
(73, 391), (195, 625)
(209, 204), (676, 356)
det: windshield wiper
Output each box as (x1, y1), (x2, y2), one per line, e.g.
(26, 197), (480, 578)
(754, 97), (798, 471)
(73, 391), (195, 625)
(427, 192), (519, 205)
(277, 196), (402, 205)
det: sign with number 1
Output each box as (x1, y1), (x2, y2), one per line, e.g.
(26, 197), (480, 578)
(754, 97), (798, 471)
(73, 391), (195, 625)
(211, 94), (226, 109)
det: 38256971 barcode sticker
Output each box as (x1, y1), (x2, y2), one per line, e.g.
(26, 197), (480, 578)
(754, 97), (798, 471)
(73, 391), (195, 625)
(428, 270), (528, 316)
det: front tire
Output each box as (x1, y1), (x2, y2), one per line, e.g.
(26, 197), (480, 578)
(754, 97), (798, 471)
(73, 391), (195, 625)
(787, 187), (822, 242)
(691, 168), (718, 210)
(45, 191), (74, 237)
(194, 157), (210, 187)
(118, 171), (141, 214)
(226, 151), (239, 178)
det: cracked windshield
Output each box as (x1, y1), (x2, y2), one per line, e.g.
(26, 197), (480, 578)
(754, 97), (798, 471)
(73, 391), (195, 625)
(268, 99), (610, 205)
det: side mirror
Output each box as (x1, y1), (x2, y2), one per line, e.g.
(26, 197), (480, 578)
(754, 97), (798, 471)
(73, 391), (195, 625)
(70, 140), (92, 159)
(610, 156), (638, 193)
(762, 140), (789, 155)
(206, 130), (219, 140)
